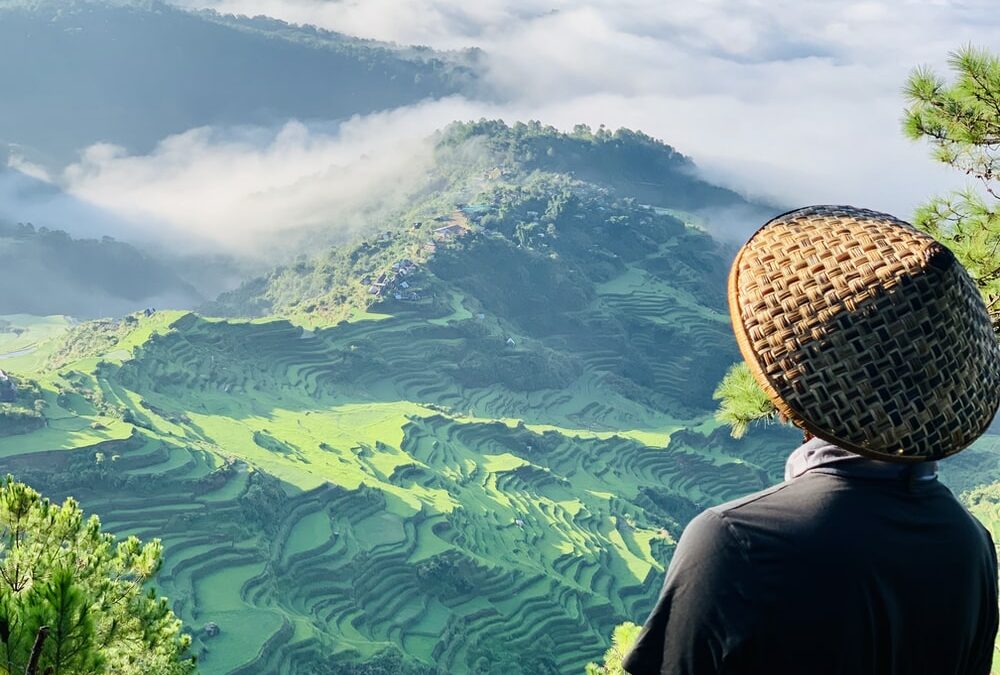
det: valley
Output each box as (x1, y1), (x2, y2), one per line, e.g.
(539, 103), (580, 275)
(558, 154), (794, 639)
(1, 123), (997, 675)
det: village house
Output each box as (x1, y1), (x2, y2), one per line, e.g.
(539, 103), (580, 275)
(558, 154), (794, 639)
(433, 224), (467, 239)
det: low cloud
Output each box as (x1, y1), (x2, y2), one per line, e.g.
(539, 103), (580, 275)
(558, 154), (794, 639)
(171, 0), (996, 221)
(12, 1), (997, 256)
(46, 99), (493, 255)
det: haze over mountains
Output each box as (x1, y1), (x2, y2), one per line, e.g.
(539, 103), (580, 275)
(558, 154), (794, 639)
(0, 0), (777, 318)
(0, 0), (474, 164)
(1, 2), (999, 674)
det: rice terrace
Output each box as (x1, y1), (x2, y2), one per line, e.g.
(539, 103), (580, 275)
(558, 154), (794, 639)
(1, 2), (999, 674)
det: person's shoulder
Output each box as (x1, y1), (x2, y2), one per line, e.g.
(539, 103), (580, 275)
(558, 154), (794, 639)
(671, 508), (747, 568)
(707, 480), (797, 518)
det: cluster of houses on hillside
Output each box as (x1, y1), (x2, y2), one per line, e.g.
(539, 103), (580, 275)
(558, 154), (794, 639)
(365, 259), (422, 301)
(431, 210), (475, 240)
(0, 370), (18, 403)
(361, 204), (494, 304)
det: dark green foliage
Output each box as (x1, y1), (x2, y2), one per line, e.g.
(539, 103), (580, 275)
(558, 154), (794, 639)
(0, 374), (44, 438)
(0, 476), (194, 674)
(904, 46), (1000, 334)
(239, 471), (287, 535)
(637, 488), (702, 537)
(438, 121), (752, 211)
(253, 430), (298, 456)
(0, 408), (43, 438)
(454, 345), (581, 392)
(467, 635), (561, 675)
(415, 553), (475, 598)
(322, 648), (436, 675)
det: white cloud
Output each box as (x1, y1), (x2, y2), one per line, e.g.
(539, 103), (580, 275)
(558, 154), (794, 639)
(20, 1), (994, 253)
(55, 99), (493, 254)
(166, 0), (997, 222)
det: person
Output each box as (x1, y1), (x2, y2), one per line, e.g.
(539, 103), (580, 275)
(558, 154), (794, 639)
(624, 205), (1000, 675)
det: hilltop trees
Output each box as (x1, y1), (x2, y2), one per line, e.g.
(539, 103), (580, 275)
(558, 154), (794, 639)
(0, 476), (194, 674)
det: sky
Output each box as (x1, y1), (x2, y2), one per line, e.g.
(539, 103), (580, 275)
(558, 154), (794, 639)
(8, 0), (999, 253)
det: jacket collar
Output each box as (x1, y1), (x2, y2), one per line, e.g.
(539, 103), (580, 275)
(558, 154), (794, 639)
(784, 437), (938, 482)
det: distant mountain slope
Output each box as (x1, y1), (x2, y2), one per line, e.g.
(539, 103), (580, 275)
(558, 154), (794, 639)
(0, 122), (802, 674)
(0, 0), (475, 162)
(0, 221), (202, 316)
(447, 121), (751, 211)
(210, 121), (768, 322)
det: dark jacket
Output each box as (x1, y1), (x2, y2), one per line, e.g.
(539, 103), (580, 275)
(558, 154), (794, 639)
(623, 439), (999, 675)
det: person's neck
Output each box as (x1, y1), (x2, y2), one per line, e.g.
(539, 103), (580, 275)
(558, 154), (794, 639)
(784, 437), (938, 482)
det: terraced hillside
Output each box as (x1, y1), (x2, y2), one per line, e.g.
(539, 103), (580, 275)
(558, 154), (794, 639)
(1, 306), (789, 675)
(2, 122), (997, 674)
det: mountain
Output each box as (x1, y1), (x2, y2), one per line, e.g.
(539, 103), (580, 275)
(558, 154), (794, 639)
(0, 0), (475, 163)
(0, 220), (202, 316)
(208, 121), (771, 321)
(1, 123), (995, 675)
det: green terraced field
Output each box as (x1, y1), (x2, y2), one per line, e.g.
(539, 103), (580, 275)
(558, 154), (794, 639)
(4, 123), (998, 674)
(8, 242), (998, 675)
(0, 242), (796, 674)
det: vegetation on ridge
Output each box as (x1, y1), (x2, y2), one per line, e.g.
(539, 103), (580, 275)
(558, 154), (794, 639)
(0, 222), (201, 318)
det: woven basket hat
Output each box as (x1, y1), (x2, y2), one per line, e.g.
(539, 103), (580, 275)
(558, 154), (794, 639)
(730, 205), (1000, 462)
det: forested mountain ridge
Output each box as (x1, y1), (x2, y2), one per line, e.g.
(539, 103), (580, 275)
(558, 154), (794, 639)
(0, 0), (475, 162)
(209, 121), (766, 323)
(1, 121), (996, 675)
(0, 220), (202, 316)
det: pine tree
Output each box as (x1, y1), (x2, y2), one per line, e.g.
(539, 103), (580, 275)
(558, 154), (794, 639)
(904, 46), (1000, 333)
(712, 363), (777, 438)
(584, 622), (640, 675)
(0, 476), (194, 674)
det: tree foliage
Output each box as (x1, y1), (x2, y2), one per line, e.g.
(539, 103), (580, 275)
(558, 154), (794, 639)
(0, 476), (194, 674)
(584, 622), (641, 675)
(712, 363), (777, 439)
(904, 46), (1000, 333)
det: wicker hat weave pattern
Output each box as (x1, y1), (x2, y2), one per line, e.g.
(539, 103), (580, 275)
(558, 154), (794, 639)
(729, 205), (1000, 462)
